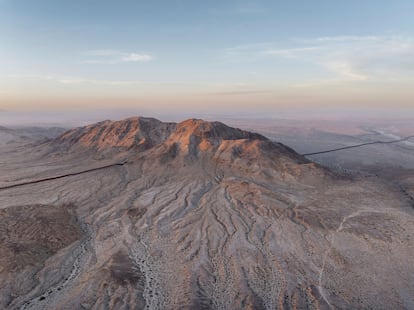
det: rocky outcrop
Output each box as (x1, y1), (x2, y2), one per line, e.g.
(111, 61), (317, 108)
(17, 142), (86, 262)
(54, 117), (176, 150)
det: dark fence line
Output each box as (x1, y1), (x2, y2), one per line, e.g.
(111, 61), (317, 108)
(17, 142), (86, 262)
(302, 135), (414, 156)
(0, 160), (128, 191)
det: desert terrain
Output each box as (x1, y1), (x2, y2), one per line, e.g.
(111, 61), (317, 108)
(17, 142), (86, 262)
(0, 117), (413, 310)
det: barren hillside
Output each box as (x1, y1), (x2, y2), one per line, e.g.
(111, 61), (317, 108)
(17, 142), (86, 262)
(0, 117), (413, 310)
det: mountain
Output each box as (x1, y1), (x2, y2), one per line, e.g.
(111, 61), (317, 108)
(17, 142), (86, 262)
(0, 126), (24, 144)
(53, 117), (327, 181)
(0, 125), (66, 145)
(0, 117), (413, 310)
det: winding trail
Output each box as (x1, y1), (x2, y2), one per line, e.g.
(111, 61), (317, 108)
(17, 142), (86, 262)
(0, 160), (128, 191)
(317, 211), (365, 310)
(302, 135), (414, 156)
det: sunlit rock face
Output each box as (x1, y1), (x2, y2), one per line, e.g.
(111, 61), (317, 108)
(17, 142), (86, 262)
(0, 117), (413, 310)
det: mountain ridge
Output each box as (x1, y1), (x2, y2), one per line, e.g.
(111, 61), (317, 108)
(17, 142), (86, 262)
(53, 117), (269, 150)
(52, 116), (329, 184)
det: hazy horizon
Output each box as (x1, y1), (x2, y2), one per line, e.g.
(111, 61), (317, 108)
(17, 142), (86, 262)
(1, 107), (414, 128)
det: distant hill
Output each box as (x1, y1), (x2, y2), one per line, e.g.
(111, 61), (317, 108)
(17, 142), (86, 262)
(0, 126), (66, 145)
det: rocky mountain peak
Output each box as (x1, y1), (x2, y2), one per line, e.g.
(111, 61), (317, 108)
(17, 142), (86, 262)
(53, 117), (268, 151)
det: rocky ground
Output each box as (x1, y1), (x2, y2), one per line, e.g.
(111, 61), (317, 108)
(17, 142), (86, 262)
(0, 117), (413, 309)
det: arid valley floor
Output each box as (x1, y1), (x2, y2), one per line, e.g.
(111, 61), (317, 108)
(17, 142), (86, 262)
(0, 117), (413, 310)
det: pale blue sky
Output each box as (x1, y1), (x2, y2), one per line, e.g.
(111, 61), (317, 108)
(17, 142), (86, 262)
(1, 0), (414, 118)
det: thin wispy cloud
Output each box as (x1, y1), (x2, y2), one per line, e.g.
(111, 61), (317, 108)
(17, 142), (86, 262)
(309, 35), (382, 43)
(7, 74), (253, 88)
(206, 89), (271, 96)
(324, 62), (368, 81)
(83, 50), (154, 64)
(57, 78), (143, 85)
(262, 46), (321, 58)
(7, 74), (143, 85)
(224, 35), (414, 82)
(222, 43), (271, 62)
(8, 74), (57, 80)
